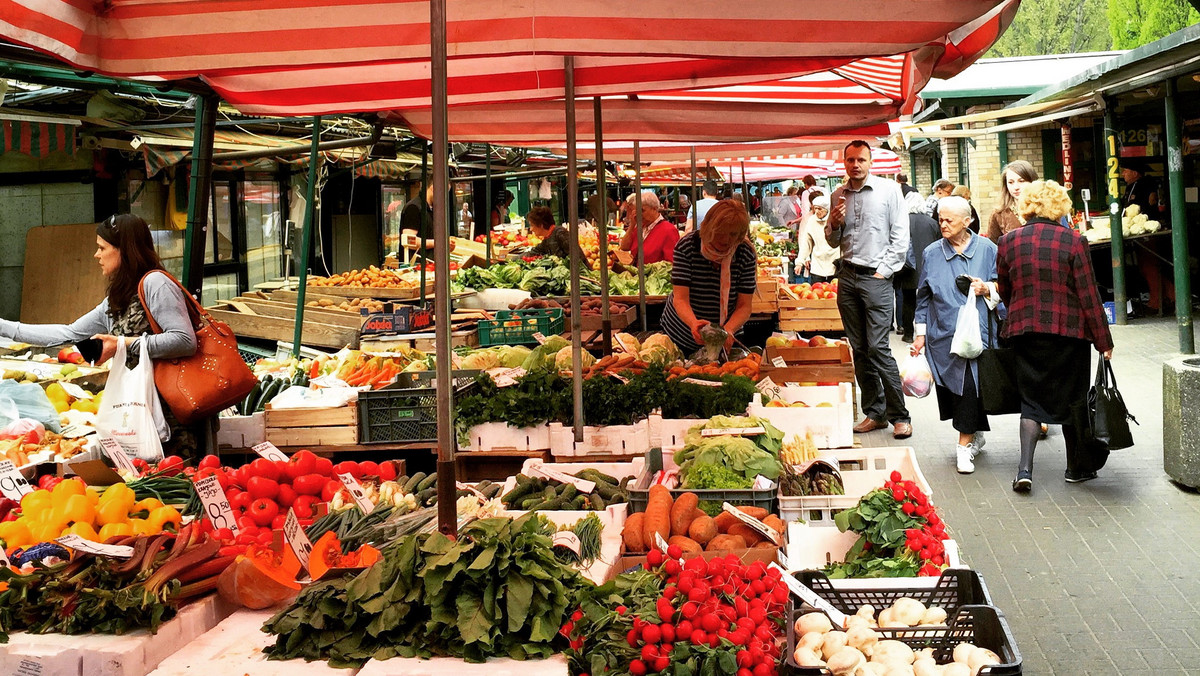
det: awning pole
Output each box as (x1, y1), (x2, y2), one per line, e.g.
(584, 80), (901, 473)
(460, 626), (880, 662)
(419, 144), (429, 304)
(594, 98), (612, 355)
(1164, 78), (1194, 354)
(431, 0), (457, 534)
(742, 161), (749, 216)
(292, 116), (322, 357)
(690, 147), (698, 229)
(635, 142), (646, 332)
(181, 94), (217, 299)
(484, 143), (493, 268)
(1103, 106), (1127, 325)
(566, 58), (584, 443)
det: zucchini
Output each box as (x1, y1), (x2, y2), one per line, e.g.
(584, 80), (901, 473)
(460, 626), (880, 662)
(417, 487), (437, 505)
(249, 377), (274, 413)
(417, 473), (438, 491)
(240, 381), (262, 416)
(403, 472), (426, 493)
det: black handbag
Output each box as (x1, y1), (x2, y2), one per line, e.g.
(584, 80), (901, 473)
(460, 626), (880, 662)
(978, 310), (1021, 415)
(1089, 359), (1137, 450)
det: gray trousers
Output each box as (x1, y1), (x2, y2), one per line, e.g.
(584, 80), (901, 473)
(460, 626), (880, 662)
(836, 266), (911, 424)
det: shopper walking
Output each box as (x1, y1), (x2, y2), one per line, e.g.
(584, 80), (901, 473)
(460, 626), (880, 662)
(895, 192), (942, 342)
(924, 179), (953, 215)
(996, 180), (1113, 492)
(825, 141), (913, 439)
(0, 215), (203, 457)
(911, 197), (998, 474)
(794, 194), (839, 283)
(685, 181), (721, 234)
(985, 160), (1037, 241)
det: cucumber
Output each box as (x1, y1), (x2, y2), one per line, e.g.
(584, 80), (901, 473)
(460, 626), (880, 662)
(483, 484), (502, 499)
(502, 482), (533, 505)
(240, 381), (262, 416)
(560, 484), (578, 501)
(520, 495), (544, 509)
(589, 491), (606, 510)
(570, 494), (588, 509)
(539, 497), (565, 510)
(403, 472), (426, 493)
(577, 469), (618, 485)
(417, 473), (438, 491)
(594, 481), (621, 500)
(417, 487), (437, 505)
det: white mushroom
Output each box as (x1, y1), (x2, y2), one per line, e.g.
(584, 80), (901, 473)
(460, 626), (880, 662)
(799, 630), (826, 651)
(827, 646), (867, 676)
(913, 657), (942, 676)
(882, 665), (915, 676)
(822, 631), (850, 660)
(856, 604), (877, 621)
(967, 648), (1001, 675)
(846, 623), (880, 657)
(797, 612), (834, 635)
(872, 640), (916, 665)
(943, 663), (971, 676)
(793, 646), (826, 667)
(919, 606), (948, 626)
(952, 643), (978, 664)
(891, 598), (927, 626)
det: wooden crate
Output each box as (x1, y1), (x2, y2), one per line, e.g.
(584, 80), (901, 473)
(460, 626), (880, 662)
(769, 342), (852, 365)
(304, 279), (434, 300)
(265, 403), (358, 446)
(778, 296), (843, 332)
(208, 302), (360, 350)
(573, 304), (638, 331)
(752, 277), (779, 314)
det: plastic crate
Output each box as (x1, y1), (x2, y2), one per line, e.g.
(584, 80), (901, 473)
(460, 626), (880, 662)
(786, 605), (1022, 675)
(628, 450), (776, 514)
(779, 446), (932, 526)
(477, 308), (565, 346)
(357, 371), (478, 444)
(790, 568), (993, 615)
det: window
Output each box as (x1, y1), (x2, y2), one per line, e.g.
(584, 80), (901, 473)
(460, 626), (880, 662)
(243, 181), (284, 290)
(381, 184), (406, 255)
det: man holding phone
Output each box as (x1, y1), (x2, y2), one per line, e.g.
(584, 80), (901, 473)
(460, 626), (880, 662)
(825, 141), (913, 439)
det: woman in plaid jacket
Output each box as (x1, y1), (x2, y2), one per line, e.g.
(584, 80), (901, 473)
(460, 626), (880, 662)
(996, 180), (1114, 492)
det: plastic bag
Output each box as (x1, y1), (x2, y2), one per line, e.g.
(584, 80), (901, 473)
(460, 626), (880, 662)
(950, 298), (983, 359)
(95, 337), (167, 462)
(0, 380), (62, 433)
(900, 353), (934, 398)
(691, 324), (730, 364)
(0, 419), (46, 443)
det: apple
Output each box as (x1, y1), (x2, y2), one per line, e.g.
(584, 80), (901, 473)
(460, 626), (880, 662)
(790, 401), (809, 408)
(809, 336), (828, 347)
(815, 402), (834, 408)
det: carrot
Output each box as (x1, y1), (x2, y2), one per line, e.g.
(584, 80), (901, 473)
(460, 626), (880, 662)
(642, 485), (673, 548)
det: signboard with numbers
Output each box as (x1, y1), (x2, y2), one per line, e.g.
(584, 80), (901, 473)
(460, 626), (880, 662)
(252, 441), (290, 462)
(552, 531), (582, 556)
(193, 474), (239, 534)
(99, 436), (138, 474)
(284, 508), (314, 573)
(55, 534), (135, 558)
(0, 460), (34, 500)
(338, 472), (375, 513)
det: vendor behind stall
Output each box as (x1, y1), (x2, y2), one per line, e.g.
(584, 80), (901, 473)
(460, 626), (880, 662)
(660, 199), (757, 354)
(1121, 158), (1161, 219)
(619, 191), (679, 264)
(526, 206), (583, 260)
(400, 184), (454, 256)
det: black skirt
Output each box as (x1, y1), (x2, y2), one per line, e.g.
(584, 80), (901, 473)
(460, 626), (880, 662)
(1011, 333), (1092, 424)
(934, 366), (990, 434)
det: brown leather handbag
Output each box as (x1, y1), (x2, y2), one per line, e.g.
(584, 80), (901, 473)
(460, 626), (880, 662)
(138, 271), (257, 424)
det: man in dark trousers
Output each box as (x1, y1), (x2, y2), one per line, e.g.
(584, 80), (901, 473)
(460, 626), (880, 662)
(826, 141), (913, 439)
(895, 192), (942, 343)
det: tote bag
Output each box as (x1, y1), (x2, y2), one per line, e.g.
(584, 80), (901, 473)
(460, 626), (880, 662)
(95, 337), (167, 462)
(978, 310), (1021, 415)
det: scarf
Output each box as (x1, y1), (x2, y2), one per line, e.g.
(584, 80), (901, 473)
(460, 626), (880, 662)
(701, 235), (740, 326)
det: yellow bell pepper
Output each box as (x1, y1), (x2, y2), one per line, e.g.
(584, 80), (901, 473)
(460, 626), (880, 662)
(61, 494), (96, 526)
(51, 478), (86, 501)
(2, 522), (32, 550)
(146, 506), (182, 532)
(19, 490), (52, 518)
(67, 522), (100, 541)
(134, 497), (163, 514)
(128, 518), (152, 536)
(30, 520), (61, 544)
(96, 499), (131, 527)
(98, 522), (133, 541)
(99, 483), (136, 512)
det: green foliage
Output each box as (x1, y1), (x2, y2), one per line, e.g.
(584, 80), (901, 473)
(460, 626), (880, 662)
(1108, 0), (1199, 49)
(661, 375), (758, 420)
(986, 0), (1113, 57)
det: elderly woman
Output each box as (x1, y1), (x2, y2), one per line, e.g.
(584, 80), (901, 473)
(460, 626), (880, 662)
(911, 196), (998, 475)
(794, 194), (839, 283)
(996, 180), (1113, 492)
(661, 199), (757, 354)
(620, 190), (678, 264)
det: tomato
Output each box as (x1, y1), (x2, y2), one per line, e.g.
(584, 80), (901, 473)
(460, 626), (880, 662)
(321, 479), (344, 503)
(38, 475), (62, 491)
(246, 476), (280, 501)
(248, 498), (279, 527)
(313, 456), (334, 477)
(249, 458), (280, 482)
(276, 484), (297, 509)
(333, 461), (361, 479)
(357, 461), (380, 478)
(271, 460), (290, 482)
(377, 461), (398, 482)
(233, 466), (252, 490)
(292, 495), (318, 519)
(230, 491), (253, 514)
(198, 454), (222, 470)
(157, 455), (184, 477)
(287, 450), (317, 480)
(214, 527), (235, 542)
(255, 531), (275, 547)
(132, 458), (150, 475)
(271, 513), (287, 530)
(235, 532), (257, 546)
(292, 473), (326, 496)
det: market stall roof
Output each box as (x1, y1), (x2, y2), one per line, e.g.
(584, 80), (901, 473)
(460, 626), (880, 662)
(919, 52), (1124, 102)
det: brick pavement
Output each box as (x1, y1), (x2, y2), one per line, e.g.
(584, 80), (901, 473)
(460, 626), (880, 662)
(853, 316), (1200, 675)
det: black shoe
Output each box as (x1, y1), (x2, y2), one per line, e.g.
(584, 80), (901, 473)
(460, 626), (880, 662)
(901, 334), (914, 343)
(1012, 471), (1032, 493)
(1065, 470), (1098, 483)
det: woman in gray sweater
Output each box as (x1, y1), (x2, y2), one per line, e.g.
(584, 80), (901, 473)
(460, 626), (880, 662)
(0, 215), (201, 456)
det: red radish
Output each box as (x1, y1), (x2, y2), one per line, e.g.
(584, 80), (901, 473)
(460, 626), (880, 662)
(653, 657), (670, 672)
(642, 624), (662, 644)
(630, 660), (647, 676)
(641, 644), (658, 662)
(690, 630), (707, 645)
(656, 598), (674, 623)
(666, 544), (682, 559)
(676, 620), (693, 637)
(626, 629), (639, 647)
(660, 624), (675, 643)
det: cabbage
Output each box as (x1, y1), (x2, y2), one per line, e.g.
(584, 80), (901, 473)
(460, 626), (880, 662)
(521, 335), (571, 372)
(496, 345), (532, 368)
(461, 350), (501, 370)
(641, 333), (681, 361)
(554, 345), (596, 371)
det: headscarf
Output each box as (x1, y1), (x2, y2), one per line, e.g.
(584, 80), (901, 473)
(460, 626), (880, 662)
(699, 199), (751, 326)
(811, 195), (830, 222)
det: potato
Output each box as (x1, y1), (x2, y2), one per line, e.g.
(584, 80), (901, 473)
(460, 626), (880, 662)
(713, 512), (739, 533)
(726, 523), (767, 545)
(622, 512), (646, 552)
(667, 535), (703, 556)
(735, 506), (770, 520)
(705, 534), (748, 551)
(687, 515), (718, 545)
(752, 540), (778, 549)
(671, 493), (700, 536)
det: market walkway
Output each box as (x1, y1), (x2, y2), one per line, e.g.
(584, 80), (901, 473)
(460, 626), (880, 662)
(857, 315), (1200, 676)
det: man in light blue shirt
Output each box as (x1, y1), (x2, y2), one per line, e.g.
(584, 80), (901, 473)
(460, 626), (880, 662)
(685, 181), (720, 234)
(825, 141), (913, 439)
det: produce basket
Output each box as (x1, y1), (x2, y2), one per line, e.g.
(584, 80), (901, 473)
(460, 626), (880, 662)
(790, 568), (993, 613)
(477, 308), (564, 346)
(786, 604), (1022, 675)
(357, 371), (478, 444)
(778, 446), (931, 526)
(627, 451), (777, 515)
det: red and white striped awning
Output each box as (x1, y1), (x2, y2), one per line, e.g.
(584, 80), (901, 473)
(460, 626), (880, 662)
(803, 147), (904, 175)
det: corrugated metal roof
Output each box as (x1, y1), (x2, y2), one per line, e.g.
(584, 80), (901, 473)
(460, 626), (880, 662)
(921, 51), (1126, 100)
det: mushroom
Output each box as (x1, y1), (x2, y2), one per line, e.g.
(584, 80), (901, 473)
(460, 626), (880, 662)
(952, 643), (978, 664)
(821, 631), (849, 660)
(827, 646), (867, 676)
(799, 631), (826, 651)
(846, 623), (879, 657)
(967, 648), (1001, 675)
(943, 664), (970, 676)
(913, 657), (942, 676)
(797, 612), (834, 635)
(919, 606), (948, 626)
(793, 646), (826, 667)
(872, 640), (915, 665)
(891, 597), (927, 626)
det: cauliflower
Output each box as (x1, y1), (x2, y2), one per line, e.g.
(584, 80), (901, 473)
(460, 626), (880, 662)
(1123, 204), (1141, 219)
(1145, 219), (1162, 232)
(639, 333), (681, 363)
(554, 345), (596, 371)
(613, 332), (641, 355)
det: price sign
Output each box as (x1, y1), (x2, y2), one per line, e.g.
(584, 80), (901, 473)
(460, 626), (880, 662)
(98, 436), (138, 475)
(681, 377), (724, 387)
(55, 534), (135, 558)
(283, 508), (314, 573)
(722, 502), (782, 546)
(456, 481), (487, 500)
(752, 475), (775, 490)
(193, 474), (239, 534)
(14, 659), (43, 676)
(701, 427), (766, 437)
(338, 472), (375, 513)
(252, 441), (290, 462)
(768, 562), (848, 628)
(0, 544), (9, 567)
(486, 366), (527, 388)
(59, 382), (93, 400)
(756, 376), (781, 399)
(526, 465), (596, 494)
(0, 460), (33, 499)
(552, 531), (582, 556)
(654, 532), (671, 554)
(771, 356), (788, 368)
(533, 332), (548, 344)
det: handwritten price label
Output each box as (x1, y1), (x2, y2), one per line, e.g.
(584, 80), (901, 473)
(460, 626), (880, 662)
(533, 332), (548, 345)
(681, 377), (724, 388)
(654, 532), (671, 554)
(193, 474), (239, 534)
(755, 376), (781, 399)
(98, 436), (138, 475)
(0, 460), (33, 500)
(552, 531), (582, 556)
(252, 441), (290, 462)
(771, 356), (788, 368)
(722, 502), (782, 546)
(284, 508), (314, 573)
(486, 366), (527, 388)
(55, 534), (135, 558)
(701, 427), (766, 437)
(338, 473), (375, 514)
(768, 562), (848, 628)
(456, 481), (487, 500)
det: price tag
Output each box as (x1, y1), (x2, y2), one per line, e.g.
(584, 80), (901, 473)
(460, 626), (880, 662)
(55, 534), (135, 558)
(486, 366), (527, 388)
(0, 460), (33, 499)
(456, 481), (487, 500)
(654, 532), (671, 554)
(755, 376), (781, 399)
(252, 441), (290, 462)
(98, 436), (137, 475)
(526, 465), (596, 494)
(752, 475), (775, 490)
(768, 562), (848, 628)
(59, 382), (93, 400)
(338, 472), (375, 513)
(771, 356), (788, 368)
(609, 373), (629, 384)
(533, 332), (548, 345)
(722, 502), (782, 546)
(681, 377), (724, 387)
(701, 427), (766, 437)
(14, 659), (43, 676)
(283, 508), (314, 573)
(193, 474), (240, 534)
(552, 531), (582, 556)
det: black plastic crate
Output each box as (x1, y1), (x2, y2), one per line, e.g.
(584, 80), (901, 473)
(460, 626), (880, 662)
(794, 569), (994, 615)
(357, 371), (478, 444)
(786, 604), (1021, 675)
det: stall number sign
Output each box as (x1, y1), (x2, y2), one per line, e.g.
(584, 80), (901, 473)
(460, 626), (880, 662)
(701, 427), (766, 437)
(55, 534), (135, 558)
(338, 472), (375, 514)
(768, 562), (848, 628)
(552, 531), (582, 557)
(193, 474), (239, 534)
(284, 508), (314, 573)
(0, 460), (33, 500)
(526, 465), (596, 494)
(721, 502), (782, 546)
(252, 441), (290, 462)
(99, 436), (138, 475)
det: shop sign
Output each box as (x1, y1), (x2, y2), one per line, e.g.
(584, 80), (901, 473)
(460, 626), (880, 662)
(1060, 124), (1073, 190)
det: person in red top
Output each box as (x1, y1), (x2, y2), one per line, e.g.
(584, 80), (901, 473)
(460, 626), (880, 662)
(995, 179), (1114, 493)
(620, 190), (678, 264)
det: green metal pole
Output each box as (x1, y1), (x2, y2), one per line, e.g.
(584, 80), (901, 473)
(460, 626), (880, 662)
(1103, 106), (1127, 325)
(484, 144), (493, 268)
(594, 97), (612, 355)
(1164, 78), (1195, 353)
(997, 131), (1009, 170)
(292, 116), (322, 357)
(182, 94), (217, 298)
(690, 146), (698, 230)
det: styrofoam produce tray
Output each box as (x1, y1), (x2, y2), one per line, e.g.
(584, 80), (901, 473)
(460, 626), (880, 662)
(747, 385), (854, 449)
(782, 521), (962, 588)
(548, 419), (651, 458)
(464, 422), (552, 452)
(779, 446), (932, 526)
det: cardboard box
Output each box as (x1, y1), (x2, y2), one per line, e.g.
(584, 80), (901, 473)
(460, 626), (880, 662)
(358, 304), (433, 335)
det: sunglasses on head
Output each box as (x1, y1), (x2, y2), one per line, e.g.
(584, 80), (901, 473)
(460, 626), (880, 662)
(103, 215), (119, 231)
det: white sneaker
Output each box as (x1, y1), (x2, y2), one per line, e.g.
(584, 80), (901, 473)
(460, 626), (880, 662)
(972, 432), (986, 454)
(956, 444), (976, 474)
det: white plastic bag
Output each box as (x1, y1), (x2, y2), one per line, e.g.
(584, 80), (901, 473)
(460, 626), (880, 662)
(950, 298), (983, 359)
(95, 337), (167, 461)
(900, 353), (934, 398)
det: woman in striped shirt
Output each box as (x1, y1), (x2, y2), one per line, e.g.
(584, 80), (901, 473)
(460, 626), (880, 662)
(660, 199), (758, 354)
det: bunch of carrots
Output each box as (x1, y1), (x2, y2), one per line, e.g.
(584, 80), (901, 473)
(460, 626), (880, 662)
(336, 355), (404, 389)
(667, 354), (761, 380)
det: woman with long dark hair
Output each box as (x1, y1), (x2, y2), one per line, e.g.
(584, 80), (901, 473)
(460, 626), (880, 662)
(0, 215), (200, 456)
(986, 160), (1037, 241)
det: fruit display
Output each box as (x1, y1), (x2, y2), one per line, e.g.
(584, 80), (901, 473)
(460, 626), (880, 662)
(668, 355), (762, 380)
(784, 279), (838, 300)
(475, 229), (541, 250)
(306, 296), (389, 313)
(309, 265), (426, 289)
(622, 490), (784, 554)
(580, 229), (623, 271)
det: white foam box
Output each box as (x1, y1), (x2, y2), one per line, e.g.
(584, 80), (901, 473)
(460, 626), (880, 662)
(147, 608), (357, 676)
(782, 521), (962, 588)
(647, 415), (705, 450)
(464, 422), (552, 452)
(547, 419), (651, 458)
(0, 594), (237, 676)
(216, 412), (266, 448)
(778, 446), (933, 526)
(359, 653), (567, 676)
(746, 384), (854, 449)
(456, 288), (533, 311)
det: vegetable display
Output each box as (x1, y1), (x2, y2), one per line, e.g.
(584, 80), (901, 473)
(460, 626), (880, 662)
(453, 256), (602, 296)
(827, 473), (950, 578)
(502, 469), (636, 511)
(608, 261), (674, 296)
(623, 491), (784, 554)
(779, 462), (844, 498)
(675, 418), (784, 488)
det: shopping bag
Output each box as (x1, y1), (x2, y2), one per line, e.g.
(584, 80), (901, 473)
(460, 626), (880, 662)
(0, 380), (61, 432)
(978, 310), (1020, 415)
(1089, 359), (1137, 450)
(95, 337), (168, 462)
(950, 297), (983, 359)
(900, 352), (934, 398)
